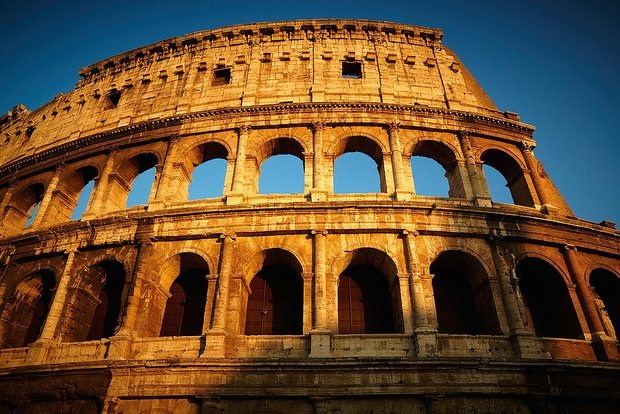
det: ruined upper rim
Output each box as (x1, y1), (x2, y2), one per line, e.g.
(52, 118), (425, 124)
(79, 19), (444, 76)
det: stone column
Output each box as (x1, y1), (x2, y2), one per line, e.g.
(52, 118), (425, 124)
(206, 232), (236, 357)
(401, 229), (437, 356)
(31, 165), (64, 228)
(309, 229), (331, 357)
(387, 122), (410, 200)
(210, 233), (236, 332)
(117, 240), (154, 337)
(397, 272), (414, 334)
(402, 230), (427, 329)
(488, 238), (525, 334)
(489, 234), (551, 359)
(38, 250), (77, 342)
(202, 276), (219, 334)
(520, 142), (554, 211)
(562, 246), (608, 338)
(84, 148), (118, 218)
(458, 131), (491, 207)
(0, 182), (16, 218)
(25, 249), (77, 363)
(153, 135), (181, 204)
(311, 122), (327, 201)
(227, 126), (250, 204)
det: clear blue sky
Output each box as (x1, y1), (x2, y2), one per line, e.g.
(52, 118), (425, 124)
(1, 0), (618, 224)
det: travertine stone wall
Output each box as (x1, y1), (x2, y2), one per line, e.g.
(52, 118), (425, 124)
(0, 19), (618, 414)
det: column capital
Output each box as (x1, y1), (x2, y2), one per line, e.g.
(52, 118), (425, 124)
(519, 140), (536, 153)
(220, 231), (237, 241)
(563, 244), (578, 253)
(311, 229), (328, 236)
(311, 121), (326, 132)
(236, 125), (251, 135)
(456, 129), (472, 140)
(169, 133), (181, 144)
(387, 120), (400, 132)
(488, 228), (507, 242)
(401, 228), (418, 237)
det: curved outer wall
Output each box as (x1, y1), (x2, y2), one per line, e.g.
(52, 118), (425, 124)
(0, 19), (618, 414)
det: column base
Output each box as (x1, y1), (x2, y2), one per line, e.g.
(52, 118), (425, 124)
(474, 196), (493, 208)
(147, 200), (167, 211)
(540, 204), (559, 216)
(509, 331), (551, 359)
(225, 193), (245, 205)
(392, 191), (412, 201)
(25, 340), (52, 364)
(592, 334), (620, 361)
(310, 190), (328, 202)
(309, 328), (332, 358)
(414, 328), (438, 357)
(107, 335), (132, 360)
(203, 329), (228, 358)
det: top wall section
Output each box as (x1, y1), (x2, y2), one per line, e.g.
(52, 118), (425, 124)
(0, 19), (499, 167)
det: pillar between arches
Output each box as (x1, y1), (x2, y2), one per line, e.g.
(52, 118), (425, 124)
(31, 164), (64, 229)
(520, 142), (558, 215)
(26, 249), (77, 363)
(488, 234), (550, 359)
(387, 122), (411, 201)
(457, 131), (491, 207)
(401, 229), (437, 357)
(562, 245), (620, 361)
(309, 229), (331, 358)
(226, 126), (250, 205)
(83, 148), (118, 219)
(204, 232), (236, 357)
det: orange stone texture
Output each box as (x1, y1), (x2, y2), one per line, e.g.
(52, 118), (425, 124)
(0, 19), (618, 413)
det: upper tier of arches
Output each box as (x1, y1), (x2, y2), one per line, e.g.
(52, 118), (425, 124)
(0, 123), (572, 238)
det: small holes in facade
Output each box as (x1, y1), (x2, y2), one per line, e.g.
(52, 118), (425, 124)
(342, 61), (362, 79)
(212, 67), (231, 85)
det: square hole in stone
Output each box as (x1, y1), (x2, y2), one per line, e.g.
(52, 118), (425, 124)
(342, 61), (362, 79)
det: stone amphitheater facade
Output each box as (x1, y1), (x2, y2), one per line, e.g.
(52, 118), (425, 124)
(0, 19), (619, 413)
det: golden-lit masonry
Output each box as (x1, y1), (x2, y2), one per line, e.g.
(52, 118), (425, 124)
(0, 19), (618, 413)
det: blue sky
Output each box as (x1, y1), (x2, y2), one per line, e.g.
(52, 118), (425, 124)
(1, 0), (618, 224)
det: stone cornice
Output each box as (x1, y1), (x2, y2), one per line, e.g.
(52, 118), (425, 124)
(0, 102), (534, 177)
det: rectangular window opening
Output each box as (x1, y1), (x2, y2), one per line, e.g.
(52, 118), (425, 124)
(342, 61), (362, 79)
(212, 67), (231, 86)
(104, 89), (122, 109)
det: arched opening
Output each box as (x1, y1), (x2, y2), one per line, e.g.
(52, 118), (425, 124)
(482, 164), (513, 204)
(126, 167), (156, 207)
(2, 182), (45, 234)
(105, 152), (158, 211)
(84, 260), (127, 341)
(67, 166), (98, 220)
(337, 248), (402, 334)
(187, 141), (228, 200)
(259, 155), (304, 194)
(255, 138), (305, 195)
(245, 249), (303, 335)
(590, 269), (620, 339)
(517, 257), (582, 339)
(36, 165), (98, 225)
(481, 149), (534, 206)
(334, 136), (384, 194)
(0, 270), (55, 348)
(411, 140), (461, 198)
(188, 159), (227, 199)
(410, 157), (449, 197)
(431, 251), (501, 335)
(159, 253), (209, 337)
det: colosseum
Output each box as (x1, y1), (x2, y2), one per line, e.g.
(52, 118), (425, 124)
(0, 18), (618, 413)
